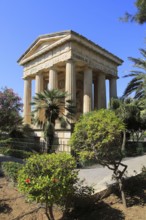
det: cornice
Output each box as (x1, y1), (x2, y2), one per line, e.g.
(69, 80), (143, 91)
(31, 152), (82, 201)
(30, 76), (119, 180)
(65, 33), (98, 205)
(70, 31), (123, 65)
(18, 30), (123, 67)
(17, 30), (71, 64)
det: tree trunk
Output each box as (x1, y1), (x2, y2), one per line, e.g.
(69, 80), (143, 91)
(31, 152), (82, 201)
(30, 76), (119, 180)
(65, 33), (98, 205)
(48, 206), (55, 220)
(122, 130), (126, 152)
(45, 137), (49, 153)
(118, 178), (127, 208)
(44, 122), (55, 153)
(48, 135), (54, 153)
(45, 202), (51, 220)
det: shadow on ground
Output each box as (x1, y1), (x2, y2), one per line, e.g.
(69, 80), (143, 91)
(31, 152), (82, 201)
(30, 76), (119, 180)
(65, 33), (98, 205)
(0, 202), (12, 214)
(125, 173), (146, 207)
(60, 172), (146, 220)
(60, 198), (124, 220)
(109, 172), (146, 207)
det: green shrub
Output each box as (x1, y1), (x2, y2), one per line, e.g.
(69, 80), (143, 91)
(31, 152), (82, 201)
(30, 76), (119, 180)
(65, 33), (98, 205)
(67, 183), (94, 210)
(10, 138), (41, 152)
(125, 142), (144, 157)
(141, 166), (146, 177)
(4, 148), (33, 159)
(2, 162), (23, 183)
(125, 142), (137, 157)
(0, 147), (8, 155)
(78, 151), (96, 167)
(136, 144), (144, 155)
(70, 109), (128, 207)
(18, 153), (78, 220)
(0, 138), (12, 148)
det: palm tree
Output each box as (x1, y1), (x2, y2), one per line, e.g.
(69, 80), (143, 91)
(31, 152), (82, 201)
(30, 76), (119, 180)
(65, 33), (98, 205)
(110, 97), (128, 151)
(110, 97), (142, 151)
(31, 89), (76, 153)
(123, 49), (146, 100)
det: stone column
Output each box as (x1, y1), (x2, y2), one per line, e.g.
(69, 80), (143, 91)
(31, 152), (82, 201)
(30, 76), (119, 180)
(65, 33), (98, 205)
(109, 78), (117, 100)
(83, 68), (92, 113)
(23, 78), (32, 124)
(35, 73), (44, 94)
(49, 68), (58, 90)
(65, 59), (76, 103)
(94, 77), (98, 109)
(35, 73), (44, 124)
(97, 74), (106, 109)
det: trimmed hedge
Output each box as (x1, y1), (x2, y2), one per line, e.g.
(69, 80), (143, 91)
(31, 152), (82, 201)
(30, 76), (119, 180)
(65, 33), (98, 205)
(4, 149), (33, 159)
(125, 142), (145, 157)
(2, 161), (23, 183)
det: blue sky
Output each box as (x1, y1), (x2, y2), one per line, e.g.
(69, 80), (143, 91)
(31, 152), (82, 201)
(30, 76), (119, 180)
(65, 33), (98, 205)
(0, 0), (146, 102)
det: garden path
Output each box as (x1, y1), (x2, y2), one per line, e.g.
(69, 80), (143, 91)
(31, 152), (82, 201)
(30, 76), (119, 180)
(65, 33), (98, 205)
(0, 153), (146, 193)
(78, 154), (146, 192)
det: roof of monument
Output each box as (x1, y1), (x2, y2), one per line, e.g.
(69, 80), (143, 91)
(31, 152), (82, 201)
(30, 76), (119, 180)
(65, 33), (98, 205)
(18, 30), (123, 65)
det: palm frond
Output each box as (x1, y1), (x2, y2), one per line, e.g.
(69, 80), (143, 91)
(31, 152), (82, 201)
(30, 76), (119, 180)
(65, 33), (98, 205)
(128, 57), (146, 68)
(123, 49), (146, 99)
(139, 49), (146, 58)
(31, 89), (76, 128)
(123, 78), (143, 97)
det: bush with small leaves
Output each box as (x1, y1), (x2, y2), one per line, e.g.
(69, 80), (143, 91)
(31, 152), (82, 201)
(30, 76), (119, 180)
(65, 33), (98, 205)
(18, 152), (78, 220)
(2, 162), (23, 184)
(4, 148), (33, 159)
(70, 109), (128, 208)
(141, 166), (146, 177)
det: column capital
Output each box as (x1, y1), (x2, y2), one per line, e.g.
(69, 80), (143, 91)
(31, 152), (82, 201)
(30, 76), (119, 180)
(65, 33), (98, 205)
(23, 76), (32, 80)
(66, 59), (75, 64)
(49, 65), (56, 71)
(110, 76), (118, 80)
(84, 67), (92, 73)
(35, 71), (42, 76)
(98, 72), (106, 77)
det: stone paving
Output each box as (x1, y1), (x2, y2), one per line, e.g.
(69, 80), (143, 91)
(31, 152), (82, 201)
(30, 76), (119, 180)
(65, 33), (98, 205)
(78, 154), (146, 193)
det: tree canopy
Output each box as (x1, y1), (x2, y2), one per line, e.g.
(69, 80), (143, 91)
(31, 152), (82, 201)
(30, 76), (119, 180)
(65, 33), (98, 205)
(0, 87), (23, 132)
(120, 0), (146, 24)
(70, 109), (127, 207)
(70, 109), (125, 165)
(110, 98), (146, 142)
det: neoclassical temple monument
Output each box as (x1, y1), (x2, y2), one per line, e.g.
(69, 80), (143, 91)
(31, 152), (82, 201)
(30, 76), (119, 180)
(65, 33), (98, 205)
(18, 30), (123, 151)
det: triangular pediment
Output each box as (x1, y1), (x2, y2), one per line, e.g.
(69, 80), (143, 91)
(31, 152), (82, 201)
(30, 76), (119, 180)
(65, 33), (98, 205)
(18, 30), (123, 66)
(24, 36), (65, 58)
(18, 31), (71, 64)
(28, 40), (56, 55)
